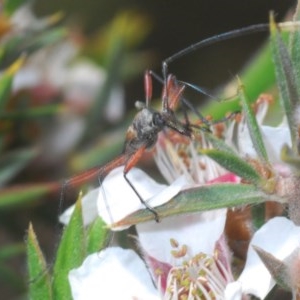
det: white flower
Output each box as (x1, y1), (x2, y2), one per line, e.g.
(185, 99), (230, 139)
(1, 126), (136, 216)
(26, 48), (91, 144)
(12, 36), (124, 159)
(60, 166), (189, 228)
(10, 4), (59, 32)
(69, 247), (160, 300)
(66, 93), (297, 299)
(137, 210), (235, 299)
(64, 131), (240, 299)
(225, 217), (300, 299)
(225, 97), (292, 161)
(137, 210), (227, 266)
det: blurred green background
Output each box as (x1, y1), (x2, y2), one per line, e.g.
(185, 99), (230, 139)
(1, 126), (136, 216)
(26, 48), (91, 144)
(0, 0), (297, 299)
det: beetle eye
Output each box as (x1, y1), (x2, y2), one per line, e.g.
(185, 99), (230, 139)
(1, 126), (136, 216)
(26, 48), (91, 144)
(152, 112), (165, 127)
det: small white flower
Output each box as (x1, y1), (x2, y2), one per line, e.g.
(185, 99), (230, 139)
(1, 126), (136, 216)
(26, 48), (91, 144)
(60, 166), (189, 228)
(225, 98), (292, 161)
(137, 210), (227, 266)
(69, 247), (160, 300)
(225, 217), (300, 299)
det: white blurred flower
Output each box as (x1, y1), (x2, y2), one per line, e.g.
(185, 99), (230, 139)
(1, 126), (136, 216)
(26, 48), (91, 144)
(225, 217), (300, 299)
(10, 4), (59, 32)
(12, 36), (124, 159)
(69, 247), (160, 300)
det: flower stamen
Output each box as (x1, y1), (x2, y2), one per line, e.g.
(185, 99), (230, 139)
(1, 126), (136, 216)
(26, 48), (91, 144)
(164, 250), (231, 300)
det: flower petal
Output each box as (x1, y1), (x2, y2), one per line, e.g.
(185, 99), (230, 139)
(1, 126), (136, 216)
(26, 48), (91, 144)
(136, 209), (227, 265)
(260, 124), (291, 162)
(69, 247), (160, 300)
(97, 167), (188, 226)
(224, 282), (243, 300)
(238, 217), (300, 298)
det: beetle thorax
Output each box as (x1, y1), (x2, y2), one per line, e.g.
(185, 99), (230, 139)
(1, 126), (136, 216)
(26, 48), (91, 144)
(125, 108), (165, 152)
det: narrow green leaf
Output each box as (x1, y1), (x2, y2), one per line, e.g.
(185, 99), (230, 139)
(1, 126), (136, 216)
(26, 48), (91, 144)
(0, 28), (67, 67)
(202, 148), (262, 185)
(86, 217), (111, 254)
(238, 80), (269, 163)
(0, 74), (13, 110)
(270, 15), (299, 148)
(203, 131), (236, 155)
(53, 197), (85, 300)
(30, 28), (68, 52)
(0, 104), (62, 120)
(0, 148), (38, 185)
(289, 3), (300, 93)
(114, 183), (271, 227)
(0, 182), (60, 208)
(27, 223), (52, 300)
(0, 56), (24, 110)
(253, 245), (290, 291)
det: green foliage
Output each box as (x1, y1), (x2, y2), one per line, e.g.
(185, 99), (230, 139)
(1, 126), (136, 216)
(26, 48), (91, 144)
(1, 0), (300, 298)
(27, 198), (111, 300)
(52, 197), (85, 299)
(202, 148), (263, 184)
(27, 223), (52, 300)
(115, 183), (270, 227)
(0, 147), (37, 185)
(0, 5), (152, 298)
(0, 182), (60, 208)
(270, 14), (300, 148)
(238, 79), (269, 164)
(86, 217), (111, 255)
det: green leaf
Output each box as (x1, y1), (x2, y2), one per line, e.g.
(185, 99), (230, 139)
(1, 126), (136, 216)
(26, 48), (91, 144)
(0, 104), (62, 120)
(270, 15), (299, 148)
(0, 73), (13, 110)
(253, 245), (291, 291)
(0, 182), (60, 208)
(0, 148), (38, 185)
(4, 0), (27, 15)
(238, 80), (269, 163)
(30, 28), (68, 52)
(289, 4), (300, 94)
(0, 57), (24, 110)
(203, 131), (236, 155)
(114, 183), (270, 227)
(86, 217), (111, 254)
(0, 28), (67, 67)
(27, 223), (52, 300)
(202, 148), (262, 185)
(53, 196), (85, 300)
(0, 55), (25, 111)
